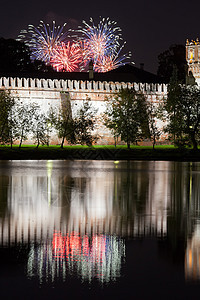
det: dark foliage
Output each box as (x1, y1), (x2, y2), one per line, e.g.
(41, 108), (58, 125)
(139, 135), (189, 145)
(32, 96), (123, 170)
(0, 37), (54, 73)
(104, 88), (150, 148)
(165, 69), (200, 150)
(157, 44), (187, 83)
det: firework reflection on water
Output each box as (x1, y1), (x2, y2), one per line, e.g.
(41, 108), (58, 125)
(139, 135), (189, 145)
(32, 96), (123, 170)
(27, 231), (125, 284)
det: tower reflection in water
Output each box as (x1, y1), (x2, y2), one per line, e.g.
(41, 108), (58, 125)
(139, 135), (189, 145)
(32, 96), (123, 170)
(185, 223), (200, 281)
(27, 231), (125, 283)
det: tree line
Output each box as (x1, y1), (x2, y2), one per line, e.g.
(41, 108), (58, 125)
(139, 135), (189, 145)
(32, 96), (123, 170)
(1, 69), (200, 150)
(0, 91), (97, 148)
(105, 73), (200, 150)
(103, 67), (200, 150)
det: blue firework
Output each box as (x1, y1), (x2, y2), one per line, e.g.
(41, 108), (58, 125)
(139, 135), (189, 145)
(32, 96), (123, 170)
(72, 17), (122, 65)
(17, 20), (68, 63)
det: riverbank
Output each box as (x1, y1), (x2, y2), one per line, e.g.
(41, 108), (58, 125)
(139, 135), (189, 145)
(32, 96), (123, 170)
(0, 145), (200, 161)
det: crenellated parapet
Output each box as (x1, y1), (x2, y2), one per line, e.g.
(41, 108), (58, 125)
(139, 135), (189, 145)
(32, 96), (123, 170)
(0, 76), (168, 95)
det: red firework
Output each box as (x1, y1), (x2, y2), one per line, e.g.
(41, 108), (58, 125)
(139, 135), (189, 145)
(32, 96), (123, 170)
(94, 48), (132, 73)
(95, 56), (114, 72)
(50, 42), (82, 72)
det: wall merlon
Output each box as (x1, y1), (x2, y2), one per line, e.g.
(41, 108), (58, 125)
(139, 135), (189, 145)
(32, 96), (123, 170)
(121, 82), (126, 89)
(68, 80), (73, 90)
(93, 81), (98, 91)
(127, 82), (133, 89)
(73, 80), (78, 90)
(86, 81), (92, 90)
(47, 79), (54, 89)
(98, 81), (103, 91)
(104, 82), (110, 91)
(80, 80), (85, 90)
(110, 82), (116, 92)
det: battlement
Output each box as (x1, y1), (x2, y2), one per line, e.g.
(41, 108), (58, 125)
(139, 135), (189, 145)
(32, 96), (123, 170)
(186, 38), (200, 46)
(0, 77), (168, 94)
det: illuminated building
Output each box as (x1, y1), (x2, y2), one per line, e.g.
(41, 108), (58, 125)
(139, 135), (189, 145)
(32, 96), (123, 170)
(186, 39), (200, 85)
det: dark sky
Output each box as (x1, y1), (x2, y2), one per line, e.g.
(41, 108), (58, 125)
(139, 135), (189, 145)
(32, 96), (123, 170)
(1, 0), (200, 74)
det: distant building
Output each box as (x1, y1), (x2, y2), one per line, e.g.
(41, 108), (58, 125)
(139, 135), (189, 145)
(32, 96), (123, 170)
(186, 39), (200, 85)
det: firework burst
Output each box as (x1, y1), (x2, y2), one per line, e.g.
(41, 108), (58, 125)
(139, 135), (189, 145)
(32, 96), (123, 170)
(17, 20), (68, 63)
(72, 17), (122, 66)
(95, 47), (132, 73)
(50, 42), (82, 72)
(71, 17), (132, 72)
(18, 17), (133, 73)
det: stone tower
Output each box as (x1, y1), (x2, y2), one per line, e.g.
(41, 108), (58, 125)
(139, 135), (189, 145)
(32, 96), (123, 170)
(186, 38), (200, 85)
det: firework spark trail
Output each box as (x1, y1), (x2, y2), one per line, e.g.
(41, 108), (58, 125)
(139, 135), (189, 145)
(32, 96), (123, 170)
(17, 20), (68, 63)
(95, 42), (132, 72)
(95, 52), (132, 72)
(71, 17), (132, 72)
(50, 42), (82, 72)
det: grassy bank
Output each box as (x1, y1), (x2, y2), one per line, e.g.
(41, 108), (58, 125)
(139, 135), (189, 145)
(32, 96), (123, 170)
(0, 145), (200, 161)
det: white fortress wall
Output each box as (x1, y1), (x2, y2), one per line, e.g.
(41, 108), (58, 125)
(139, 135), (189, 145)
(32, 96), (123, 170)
(0, 77), (168, 144)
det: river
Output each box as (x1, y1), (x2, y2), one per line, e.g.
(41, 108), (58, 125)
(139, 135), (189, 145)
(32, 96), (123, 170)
(0, 160), (200, 299)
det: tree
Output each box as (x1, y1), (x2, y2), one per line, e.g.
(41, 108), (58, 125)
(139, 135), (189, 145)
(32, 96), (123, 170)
(50, 95), (98, 147)
(30, 59), (55, 73)
(0, 90), (15, 145)
(147, 102), (161, 149)
(0, 38), (32, 73)
(165, 70), (200, 150)
(73, 99), (98, 146)
(157, 44), (187, 83)
(0, 38), (55, 74)
(32, 112), (51, 148)
(164, 67), (183, 146)
(12, 102), (39, 148)
(103, 88), (150, 149)
(49, 92), (74, 148)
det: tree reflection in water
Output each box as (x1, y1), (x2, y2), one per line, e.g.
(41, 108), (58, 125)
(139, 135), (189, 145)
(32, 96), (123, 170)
(0, 161), (200, 285)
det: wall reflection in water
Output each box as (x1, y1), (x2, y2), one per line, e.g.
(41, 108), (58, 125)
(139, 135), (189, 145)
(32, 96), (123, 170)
(0, 160), (200, 283)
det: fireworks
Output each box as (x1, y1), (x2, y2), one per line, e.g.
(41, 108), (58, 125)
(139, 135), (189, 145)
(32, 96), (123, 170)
(17, 20), (68, 63)
(72, 17), (132, 72)
(17, 17), (132, 72)
(75, 17), (122, 65)
(95, 44), (132, 73)
(50, 42), (82, 72)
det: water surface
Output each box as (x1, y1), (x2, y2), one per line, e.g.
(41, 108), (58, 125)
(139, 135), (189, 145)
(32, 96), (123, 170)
(0, 160), (200, 299)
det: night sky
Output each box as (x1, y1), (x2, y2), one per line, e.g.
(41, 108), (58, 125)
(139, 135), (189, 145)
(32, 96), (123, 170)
(1, 0), (200, 74)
